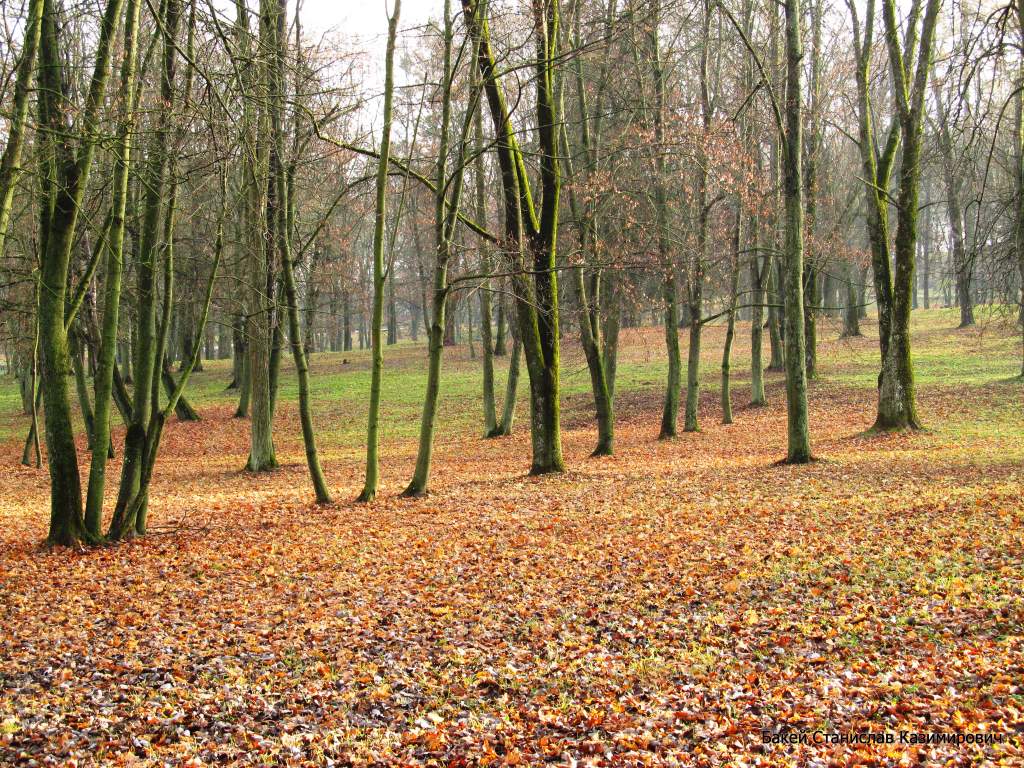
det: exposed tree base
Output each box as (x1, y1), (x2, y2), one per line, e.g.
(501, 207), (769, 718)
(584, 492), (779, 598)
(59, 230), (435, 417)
(867, 419), (924, 434)
(245, 457), (279, 473)
(528, 463), (564, 477)
(839, 331), (863, 339)
(773, 454), (818, 466)
(356, 488), (376, 503)
(590, 445), (613, 458)
(401, 485), (428, 498)
(175, 407), (201, 422)
(748, 399), (768, 408)
(44, 533), (101, 550)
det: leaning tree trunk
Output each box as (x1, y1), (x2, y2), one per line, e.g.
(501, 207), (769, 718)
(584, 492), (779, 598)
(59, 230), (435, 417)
(270, 0), (330, 503)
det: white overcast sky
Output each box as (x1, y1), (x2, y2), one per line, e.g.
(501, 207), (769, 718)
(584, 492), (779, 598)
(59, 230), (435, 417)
(296, 0), (438, 72)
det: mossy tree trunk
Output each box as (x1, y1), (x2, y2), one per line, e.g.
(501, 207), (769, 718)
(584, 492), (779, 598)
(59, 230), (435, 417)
(36, 0), (126, 546)
(842, 259), (861, 338)
(270, 0), (331, 503)
(111, 0), (180, 538)
(873, 0), (940, 431)
(358, 0), (400, 502)
(684, 0), (714, 435)
(84, 0), (142, 537)
(497, 334), (522, 436)
(464, 0), (564, 475)
(406, 0), (482, 495)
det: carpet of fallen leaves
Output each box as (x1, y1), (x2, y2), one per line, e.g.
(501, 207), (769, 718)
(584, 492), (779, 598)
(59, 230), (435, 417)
(1, 317), (1023, 767)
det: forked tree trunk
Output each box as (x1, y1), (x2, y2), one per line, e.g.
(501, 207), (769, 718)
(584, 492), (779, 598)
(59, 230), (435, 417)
(37, 0), (126, 545)
(873, 0), (940, 431)
(464, 0), (564, 475)
(112, 0), (180, 536)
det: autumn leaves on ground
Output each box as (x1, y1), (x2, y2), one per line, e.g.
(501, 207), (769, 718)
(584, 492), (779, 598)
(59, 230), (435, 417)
(1, 310), (1022, 767)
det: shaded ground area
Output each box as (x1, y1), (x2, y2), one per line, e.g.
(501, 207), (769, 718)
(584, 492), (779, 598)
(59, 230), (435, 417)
(1, 311), (1022, 766)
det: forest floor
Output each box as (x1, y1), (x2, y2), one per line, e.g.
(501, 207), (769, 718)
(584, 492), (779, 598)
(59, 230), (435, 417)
(0, 309), (1022, 767)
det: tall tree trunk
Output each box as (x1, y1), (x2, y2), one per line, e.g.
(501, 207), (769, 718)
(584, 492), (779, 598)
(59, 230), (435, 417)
(358, 0), (400, 502)
(781, 0), (812, 463)
(387, 266), (398, 345)
(749, 253), (770, 405)
(922, 187), (931, 310)
(465, 0), (564, 475)
(37, 0), (126, 545)
(933, 85), (975, 328)
(405, 0), (478, 496)
(802, 0), (823, 380)
(244, 0), (277, 472)
(684, 0), (712, 434)
(111, 0), (180, 537)
(476, 105), (499, 437)
(722, 208), (741, 424)
(497, 334), (521, 436)
(648, 0), (679, 439)
(493, 290), (507, 356)
(1016, 1), (1024, 376)
(873, 0), (939, 430)
(561, 1), (616, 456)
(271, 0), (331, 503)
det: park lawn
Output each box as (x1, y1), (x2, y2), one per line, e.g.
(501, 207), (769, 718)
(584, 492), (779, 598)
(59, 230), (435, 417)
(0, 309), (1021, 766)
